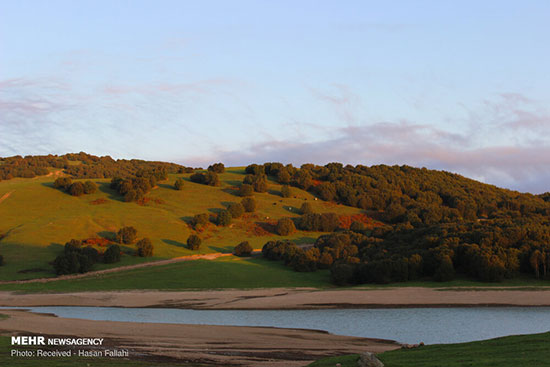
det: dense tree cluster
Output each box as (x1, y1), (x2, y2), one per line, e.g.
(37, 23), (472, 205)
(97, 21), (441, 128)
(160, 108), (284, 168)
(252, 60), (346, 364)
(0, 155), (62, 180)
(53, 177), (97, 197)
(208, 163), (225, 173)
(243, 173), (267, 193)
(276, 217), (296, 236)
(227, 202), (244, 218)
(110, 172), (160, 202)
(262, 240), (320, 272)
(239, 184), (254, 197)
(190, 171), (220, 186)
(298, 213), (340, 232)
(217, 209), (232, 226)
(234, 241), (253, 256)
(52, 239), (120, 275)
(281, 185), (291, 198)
(190, 213), (210, 230)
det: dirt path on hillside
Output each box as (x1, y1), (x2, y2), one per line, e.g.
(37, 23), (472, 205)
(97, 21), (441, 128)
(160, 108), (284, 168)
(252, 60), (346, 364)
(0, 309), (399, 366)
(0, 191), (13, 205)
(0, 253), (232, 285)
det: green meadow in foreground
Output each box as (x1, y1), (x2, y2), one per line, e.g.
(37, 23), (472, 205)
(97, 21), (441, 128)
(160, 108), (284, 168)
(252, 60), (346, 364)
(0, 256), (330, 292)
(0, 167), (363, 281)
(309, 332), (550, 367)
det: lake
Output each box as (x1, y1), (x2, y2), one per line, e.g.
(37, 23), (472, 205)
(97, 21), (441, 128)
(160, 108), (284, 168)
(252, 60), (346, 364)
(6, 306), (550, 344)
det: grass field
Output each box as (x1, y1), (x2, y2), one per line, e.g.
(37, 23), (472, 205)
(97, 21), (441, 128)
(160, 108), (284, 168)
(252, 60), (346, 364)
(308, 332), (550, 367)
(0, 256), (331, 292)
(0, 167), (365, 281)
(0, 336), (200, 366)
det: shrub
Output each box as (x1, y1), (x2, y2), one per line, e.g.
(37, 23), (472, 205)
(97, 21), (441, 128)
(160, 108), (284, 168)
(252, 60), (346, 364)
(228, 202), (244, 218)
(0, 255), (4, 266)
(217, 210), (232, 226)
(53, 253), (80, 275)
(187, 234), (202, 250)
(281, 185), (291, 198)
(64, 239), (82, 254)
(330, 263), (355, 285)
(208, 163), (225, 173)
(68, 182), (85, 196)
(116, 226), (137, 244)
(239, 184), (254, 197)
(241, 197), (256, 212)
(234, 241), (253, 257)
(54, 177), (72, 190)
(190, 171), (219, 186)
(136, 237), (154, 257)
(276, 217), (296, 236)
(174, 178), (185, 190)
(83, 181), (97, 194)
(300, 202), (313, 214)
(82, 246), (100, 263)
(191, 213), (210, 230)
(104, 244), (122, 263)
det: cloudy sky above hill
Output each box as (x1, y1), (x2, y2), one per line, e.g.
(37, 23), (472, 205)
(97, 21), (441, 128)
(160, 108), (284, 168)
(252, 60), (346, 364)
(1, 1), (549, 192)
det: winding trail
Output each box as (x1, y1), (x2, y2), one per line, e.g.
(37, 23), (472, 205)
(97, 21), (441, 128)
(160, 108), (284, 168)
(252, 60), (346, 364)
(0, 252), (233, 285)
(0, 191), (13, 205)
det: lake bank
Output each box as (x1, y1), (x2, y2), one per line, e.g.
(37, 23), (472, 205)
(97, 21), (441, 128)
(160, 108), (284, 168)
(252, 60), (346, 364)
(3, 287), (550, 309)
(0, 309), (399, 367)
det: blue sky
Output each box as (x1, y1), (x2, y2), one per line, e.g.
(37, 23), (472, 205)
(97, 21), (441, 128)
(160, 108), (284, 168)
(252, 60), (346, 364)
(1, 1), (549, 192)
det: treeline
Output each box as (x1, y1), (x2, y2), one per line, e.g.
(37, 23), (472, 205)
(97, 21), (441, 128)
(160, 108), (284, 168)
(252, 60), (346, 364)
(0, 152), (194, 181)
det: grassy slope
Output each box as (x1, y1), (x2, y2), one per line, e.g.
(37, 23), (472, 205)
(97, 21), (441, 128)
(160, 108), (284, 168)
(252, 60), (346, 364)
(308, 332), (550, 367)
(0, 167), (363, 281)
(0, 256), (330, 292)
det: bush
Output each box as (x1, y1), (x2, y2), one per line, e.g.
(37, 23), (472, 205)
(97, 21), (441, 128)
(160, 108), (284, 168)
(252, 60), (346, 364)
(187, 234), (202, 250)
(281, 185), (291, 198)
(190, 171), (219, 186)
(82, 246), (100, 263)
(300, 202), (313, 214)
(234, 241), (253, 257)
(217, 210), (232, 226)
(191, 213), (210, 230)
(116, 226), (137, 244)
(228, 202), (244, 218)
(64, 239), (82, 254)
(68, 182), (85, 196)
(208, 163), (225, 173)
(276, 217), (296, 236)
(0, 255), (4, 266)
(83, 181), (97, 194)
(241, 197), (256, 212)
(54, 177), (72, 190)
(53, 253), (80, 275)
(104, 244), (122, 263)
(174, 178), (185, 190)
(136, 237), (154, 257)
(239, 184), (254, 197)
(330, 263), (355, 285)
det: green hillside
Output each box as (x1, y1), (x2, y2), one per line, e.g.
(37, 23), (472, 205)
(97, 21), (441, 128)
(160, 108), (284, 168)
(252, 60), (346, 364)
(0, 166), (363, 281)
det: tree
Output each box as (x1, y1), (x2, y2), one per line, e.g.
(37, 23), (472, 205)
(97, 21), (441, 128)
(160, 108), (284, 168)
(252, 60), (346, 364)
(241, 197), (256, 212)
(54, 177), (72, 190)
(0, 255), (4, 266)
(191, 213), (210, 230)
(531, 250), (544, 278)
(116, 226), (138, 244)
(300, 202), (313, 215)
(104, 244), (122, 263)
(208, 163), (225, 173)
(83, 181), (97, 194)
(217, 210), (232, 226)
(68, 182), (85, 196)
(239, 184), (254, 197)
(228, 202), (244, 218)
(234, 241), (253, 257)
(330, 263), (355, 285)
(276, 217), (296, 236)
(187, 234), (202, 250)
(281, 185), (291, 198)
(190, 171), (220, 186)
(174, 178), (185, 190)
(136, 238), (154, 257)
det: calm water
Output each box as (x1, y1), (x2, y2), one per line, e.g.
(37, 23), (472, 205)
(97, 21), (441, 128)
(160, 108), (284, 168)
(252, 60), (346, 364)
(7, 306), (550, 344)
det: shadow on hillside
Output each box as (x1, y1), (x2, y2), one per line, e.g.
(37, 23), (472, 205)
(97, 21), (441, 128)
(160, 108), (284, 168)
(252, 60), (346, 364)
(98, 231), (116, 241)
(180, 216), (193, 224)
(221, 187), (240, 196)
(224, 180), (242, 187)
(267, 189), (282, 197)
(209, 245), (233, 253)
(162, 239), (187, 248)
(98, 182), (124, 202)
(208, 207), (223, 214)
(283, 205), (300, 214)
(157, 183), (175, 190)
(40, 182), (56, 189)
(292, 236), (317, 246)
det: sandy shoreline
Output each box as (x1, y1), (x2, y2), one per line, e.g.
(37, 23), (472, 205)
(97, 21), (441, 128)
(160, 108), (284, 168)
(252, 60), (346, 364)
(3, 287), (550, 309)
(0, 309), (398, 366)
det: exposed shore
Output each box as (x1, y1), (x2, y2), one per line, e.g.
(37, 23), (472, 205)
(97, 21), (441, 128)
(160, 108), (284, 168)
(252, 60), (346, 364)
(3, 287), (550, 309)
(0, 309), (398, 366)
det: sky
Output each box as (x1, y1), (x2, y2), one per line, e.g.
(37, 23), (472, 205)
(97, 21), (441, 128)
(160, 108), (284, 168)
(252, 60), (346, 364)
(1, 0), (549, 193)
